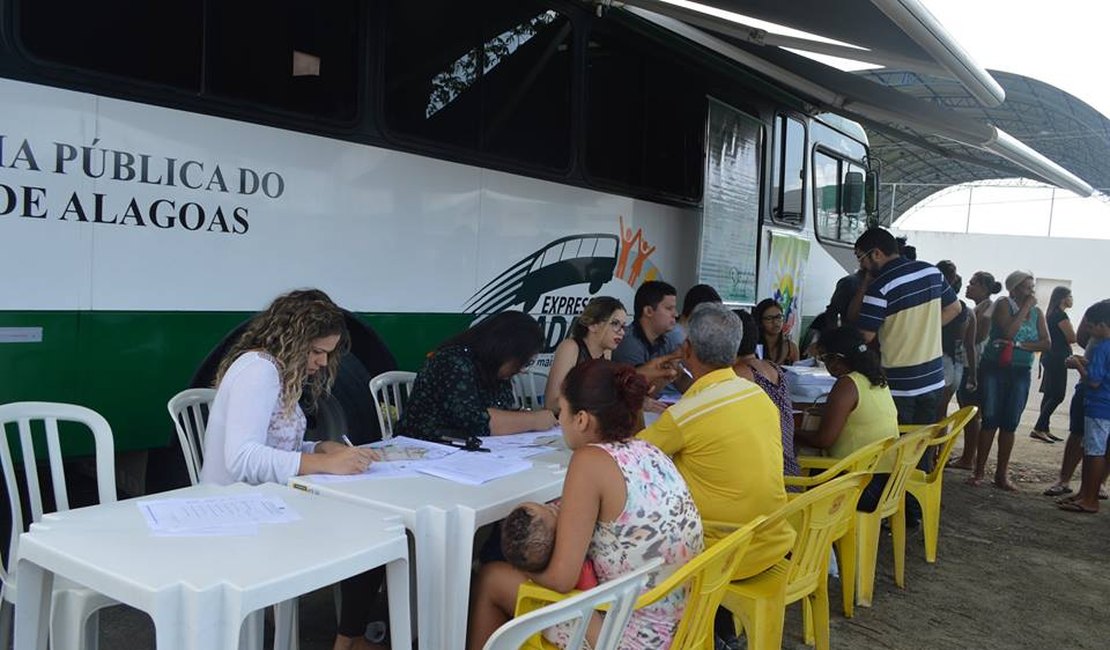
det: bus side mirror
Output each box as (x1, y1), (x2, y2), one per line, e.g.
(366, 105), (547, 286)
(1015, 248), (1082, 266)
(864, 169), (879, 219)
(843, 171), (864, 215)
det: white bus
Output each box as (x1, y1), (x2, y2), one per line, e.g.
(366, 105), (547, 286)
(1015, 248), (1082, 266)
(0, 1), (875, 477)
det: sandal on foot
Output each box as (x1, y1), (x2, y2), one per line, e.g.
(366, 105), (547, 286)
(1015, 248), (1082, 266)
(1058, 501), (1098, 514)
(1100, 490), (1108, 501)
(1043, 485), (1073, 497)
(1029, 430), (1055, 443)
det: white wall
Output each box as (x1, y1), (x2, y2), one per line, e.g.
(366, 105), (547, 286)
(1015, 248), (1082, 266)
(891, 229), (1110, 319)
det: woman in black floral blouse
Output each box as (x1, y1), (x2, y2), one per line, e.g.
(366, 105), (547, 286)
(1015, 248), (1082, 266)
(397, 311), (557, 439)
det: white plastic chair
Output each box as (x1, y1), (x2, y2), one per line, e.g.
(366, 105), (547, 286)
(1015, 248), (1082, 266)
(166, 388), (217, 485)
(482, 558), (661, 650)
(511, 367), (549, 411)
(0, 402), (117, 650)
(164, 389), (299, 650)
(369, 371), (416, 440)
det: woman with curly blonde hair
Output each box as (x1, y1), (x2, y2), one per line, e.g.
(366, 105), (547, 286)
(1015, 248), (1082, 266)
(200, 288), (378, 486)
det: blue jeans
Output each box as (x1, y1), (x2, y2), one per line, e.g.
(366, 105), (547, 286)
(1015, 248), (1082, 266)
(980, 363), (1033, 432)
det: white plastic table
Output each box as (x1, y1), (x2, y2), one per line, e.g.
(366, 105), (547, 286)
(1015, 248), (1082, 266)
(290, 448), (570, 650)
(14, 482), (412, 650)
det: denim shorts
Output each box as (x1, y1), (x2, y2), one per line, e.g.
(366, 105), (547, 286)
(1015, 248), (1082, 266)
(1084, 417), (1110, 456)
(979, 363), (1032, 431)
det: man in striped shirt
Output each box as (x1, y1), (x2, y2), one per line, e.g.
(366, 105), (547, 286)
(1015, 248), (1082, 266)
(851, 228), (962, 425)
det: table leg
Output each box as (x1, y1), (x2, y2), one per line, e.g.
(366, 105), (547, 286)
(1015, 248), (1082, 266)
(384, 556), (411, 650)
(13, 560), (52, 650)
(442, 508), (478, 650)
(412, 507), (448, 650)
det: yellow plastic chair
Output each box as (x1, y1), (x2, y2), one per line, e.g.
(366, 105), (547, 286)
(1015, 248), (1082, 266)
(513, 516), (764, 650)
(903, 406), (978, 563)
(855, 426), (936, 608)
(787, 437), (894, 620)
(721, 473), (870, 650)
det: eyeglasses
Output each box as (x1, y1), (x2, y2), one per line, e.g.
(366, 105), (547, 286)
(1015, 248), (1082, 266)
(761, 314), (784, 322)
(818, 352), (844, 364)
(855, 248), (876, 261)
(608, 319), (627, 332)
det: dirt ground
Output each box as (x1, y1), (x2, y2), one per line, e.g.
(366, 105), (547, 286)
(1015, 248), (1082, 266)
(806, 384), (1110, 650)
(94, 383), (1109, 650)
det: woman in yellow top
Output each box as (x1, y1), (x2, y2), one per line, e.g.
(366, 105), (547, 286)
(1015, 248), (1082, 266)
(796, 326), (898, 510)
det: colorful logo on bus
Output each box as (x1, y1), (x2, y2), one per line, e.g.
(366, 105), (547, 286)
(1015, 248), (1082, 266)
(463, 216), (662, 358)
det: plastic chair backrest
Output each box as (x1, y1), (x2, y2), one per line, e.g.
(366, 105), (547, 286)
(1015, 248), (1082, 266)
(637, 517), (763, 649)
(369, 371), (416, 440)
(786, 436), (893, 492)
(511, 368), (549, 411)
(0, 402), (117, 598)
(166, 388), (217, 485)
(483, 558), (662, 650)
(923, 406), (979, 483)
(778, 472), (870, 596)
(872, 427), (936, 518)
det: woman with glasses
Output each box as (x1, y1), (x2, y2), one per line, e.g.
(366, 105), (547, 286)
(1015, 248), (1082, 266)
(753, 298), (799, 365)
(796, 326), (899, 509)
(733, 309), (799, 477)
(545, 296), (629, 412)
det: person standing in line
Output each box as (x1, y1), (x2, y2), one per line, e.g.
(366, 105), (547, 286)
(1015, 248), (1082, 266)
(971, 271), (1050, 491)
(1043, 299), (1110, 498)
(1057, 302), (1110, 513)
(1031, 286), (1076, 443)
(949, 271), (1003, 470)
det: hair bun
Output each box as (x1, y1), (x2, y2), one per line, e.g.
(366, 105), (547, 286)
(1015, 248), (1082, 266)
(612, 364), (649, 411)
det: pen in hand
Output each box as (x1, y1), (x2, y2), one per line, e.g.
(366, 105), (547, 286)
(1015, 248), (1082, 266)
(341, 434), (356, 448)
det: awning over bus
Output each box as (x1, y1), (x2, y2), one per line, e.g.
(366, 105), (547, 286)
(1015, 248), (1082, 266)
(615, 3), (1096, 199)
(618, 0), (1005, 107)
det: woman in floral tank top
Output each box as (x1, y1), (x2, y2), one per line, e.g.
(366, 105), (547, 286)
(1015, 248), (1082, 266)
(468, 360), (703, 650)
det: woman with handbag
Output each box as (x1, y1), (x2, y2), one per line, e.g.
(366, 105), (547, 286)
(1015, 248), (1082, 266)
(971, 271), (1050, 491)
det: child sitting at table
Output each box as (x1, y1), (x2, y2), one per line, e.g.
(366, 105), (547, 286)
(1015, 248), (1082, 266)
(501, 502), (597, 589)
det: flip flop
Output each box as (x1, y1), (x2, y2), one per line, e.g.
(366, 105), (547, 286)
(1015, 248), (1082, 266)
(1100, 491), (1109, 501)
(1057, 501), (1098, 514)
(1043, 485), (1073, 497)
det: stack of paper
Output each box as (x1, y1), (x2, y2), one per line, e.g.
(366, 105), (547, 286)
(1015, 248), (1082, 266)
(137, 494), (299, 536)
(479, 428), (565, 459)
(784, 365), (836, 403)
(415, 453), (532, 485)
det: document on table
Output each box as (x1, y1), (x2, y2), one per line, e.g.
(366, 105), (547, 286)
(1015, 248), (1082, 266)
(137, 494), (299, 536)
(479, 428), (565, 459)
(304, 436), (462, 482)
(415, 453), (532, 485)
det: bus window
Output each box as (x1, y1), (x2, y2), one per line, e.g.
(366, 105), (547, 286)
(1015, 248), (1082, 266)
(17, 1), (202, 90)
(381, 0), (572, 171)
(205, 0), (360, 120)
(770, 115), (805, 226)
(585, 21), (705, 202)
(16, 0), (360, 120)
(814, 150), (867, 244)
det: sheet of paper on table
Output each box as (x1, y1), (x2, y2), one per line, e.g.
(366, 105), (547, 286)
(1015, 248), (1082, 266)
(415, 452), (533, 485)
(307, 436), (462, 482)
(137, 493), (298, 536)
(478, 428), (565, 459)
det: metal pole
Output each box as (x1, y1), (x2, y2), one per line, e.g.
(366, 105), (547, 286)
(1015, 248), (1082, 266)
(1047, 187), (1056, 236)
(965, 186), (973, 233)
(889, 183), (897, 225)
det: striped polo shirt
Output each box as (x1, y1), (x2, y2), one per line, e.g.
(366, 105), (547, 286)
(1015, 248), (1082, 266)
(858, 257), (956, 397)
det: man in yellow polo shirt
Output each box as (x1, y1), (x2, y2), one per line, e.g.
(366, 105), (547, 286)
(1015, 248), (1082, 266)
(638, 302), (794, 579)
